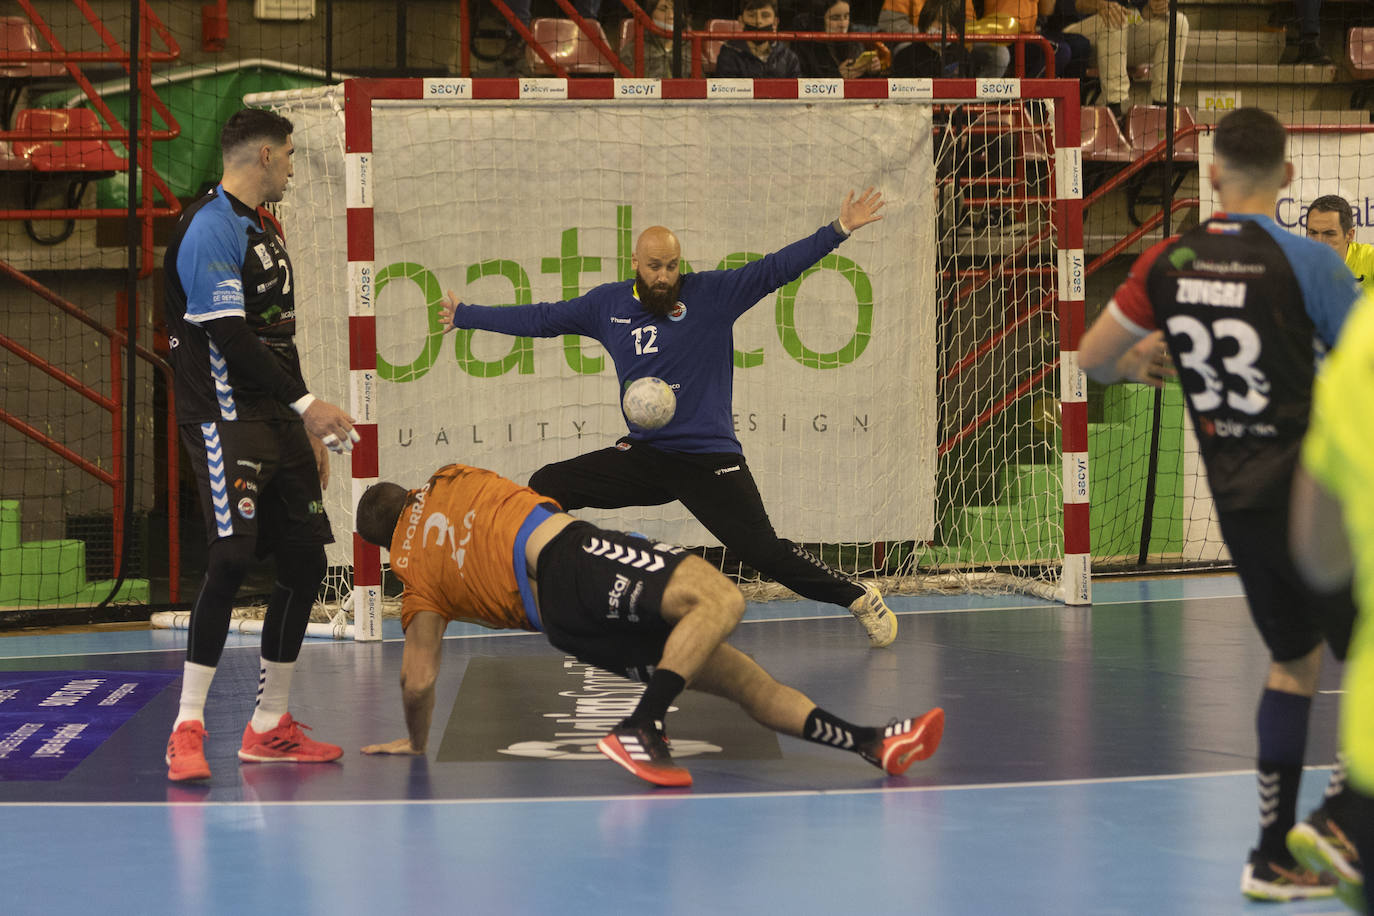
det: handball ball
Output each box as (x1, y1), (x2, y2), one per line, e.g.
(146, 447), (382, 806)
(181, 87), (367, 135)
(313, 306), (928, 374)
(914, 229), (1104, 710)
(622, 377), (676, 430)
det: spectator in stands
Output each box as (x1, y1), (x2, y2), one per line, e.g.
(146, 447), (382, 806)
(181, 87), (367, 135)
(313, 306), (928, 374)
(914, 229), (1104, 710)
(618, 0), (687, 77)
(715, 0), (802, 78)
(795, 0), (885, 78)
(1052, 0), (1189, 127)
(982, 0), (1065, 77)
(1282, 0), (1332, 66)
(1306, 195), (1374, 296)
(879, 0), (1009, 77)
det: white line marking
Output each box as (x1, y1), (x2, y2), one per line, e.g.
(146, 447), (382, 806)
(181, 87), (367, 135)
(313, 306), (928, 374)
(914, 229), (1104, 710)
(0, 766), (1339, 809)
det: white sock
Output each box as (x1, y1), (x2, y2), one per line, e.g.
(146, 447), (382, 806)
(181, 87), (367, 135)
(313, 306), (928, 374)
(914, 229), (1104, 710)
(173, 661), (217, 728)
(249, 658), (296, 733)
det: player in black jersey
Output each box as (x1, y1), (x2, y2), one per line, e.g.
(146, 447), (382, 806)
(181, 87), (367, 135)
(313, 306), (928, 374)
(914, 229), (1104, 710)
(162, 109), (359, 783)
(1078, 108), (1363, 902)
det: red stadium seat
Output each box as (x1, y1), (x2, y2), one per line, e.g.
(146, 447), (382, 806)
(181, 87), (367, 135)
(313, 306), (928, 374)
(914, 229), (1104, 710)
(1349, 27), (1374, 78)
(1125, 104), (1197, 162)
(0, 16), (67, 128)
(525, 18), (617, 76)
(14, 107), (125, 172)
(1080, 105), (1132, 163)
(704, 19), (737, 75)
(12, 107), (125, 245)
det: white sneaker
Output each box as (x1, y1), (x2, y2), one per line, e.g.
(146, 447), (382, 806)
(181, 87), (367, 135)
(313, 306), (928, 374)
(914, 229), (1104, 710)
(848, 583), (897, 648)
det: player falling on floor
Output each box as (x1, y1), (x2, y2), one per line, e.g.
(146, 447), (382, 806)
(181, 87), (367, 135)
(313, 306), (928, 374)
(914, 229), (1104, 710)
(1078, 107), (1363, 902)
(436, 189), (897, 649)
(162, 109), (359, 782)
(354, 463), (944, 787)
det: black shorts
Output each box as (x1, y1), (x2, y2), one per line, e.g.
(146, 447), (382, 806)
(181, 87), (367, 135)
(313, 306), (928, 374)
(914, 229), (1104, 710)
(181, 419), (333, 553)
(534, 521), (692, 681)
(1217, 505), (1354, 662)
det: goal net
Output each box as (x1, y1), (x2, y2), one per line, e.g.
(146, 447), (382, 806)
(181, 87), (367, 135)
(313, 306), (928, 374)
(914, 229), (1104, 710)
(249, 77), (1087, 637)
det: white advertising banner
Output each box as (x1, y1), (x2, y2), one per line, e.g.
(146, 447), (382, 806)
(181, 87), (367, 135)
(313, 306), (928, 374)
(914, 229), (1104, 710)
(282, 98), (939, 549)
(1200, 130), (1374, 238)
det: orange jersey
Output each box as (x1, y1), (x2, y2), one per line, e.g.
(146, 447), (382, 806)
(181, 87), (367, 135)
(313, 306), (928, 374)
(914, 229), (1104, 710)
(388, 464), (556, 632)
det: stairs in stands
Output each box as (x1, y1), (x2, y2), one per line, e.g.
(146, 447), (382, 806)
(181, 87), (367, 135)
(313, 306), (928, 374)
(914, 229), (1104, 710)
(0, 500), (147, 607)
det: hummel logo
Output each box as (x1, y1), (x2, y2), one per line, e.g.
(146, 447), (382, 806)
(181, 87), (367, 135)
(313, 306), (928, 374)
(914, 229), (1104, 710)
(714, 465), (741, 476)
(610, 317), (631, 324)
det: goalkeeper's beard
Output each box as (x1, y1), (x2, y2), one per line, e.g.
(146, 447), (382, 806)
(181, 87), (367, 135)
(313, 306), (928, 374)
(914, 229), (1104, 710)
(636, 275), (683, 317)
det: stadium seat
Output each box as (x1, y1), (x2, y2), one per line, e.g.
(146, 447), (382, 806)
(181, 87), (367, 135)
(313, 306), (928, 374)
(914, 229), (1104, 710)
(1080, 105), (1132, 163)
(1125, 104), (1197, 162)
(525, 18), (617, 76)
(12, 107), (126, 245)
(1349, 27), (1374, 107)
(0, 16), (67, 128)
(704, 19), (736, 75)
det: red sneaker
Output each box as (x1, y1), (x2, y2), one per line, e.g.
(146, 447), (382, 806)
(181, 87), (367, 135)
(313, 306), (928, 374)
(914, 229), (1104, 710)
(597, 720), (693, 788)
(237, 713), (343, 764)
(166, 721), (211, 782)
(860, 707), (945, 776)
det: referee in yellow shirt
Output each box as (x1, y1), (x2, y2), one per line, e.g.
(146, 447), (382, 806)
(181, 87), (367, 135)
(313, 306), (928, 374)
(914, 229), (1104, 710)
(1291, 289), (1374, 912)
(1306, 195), (1374, 298)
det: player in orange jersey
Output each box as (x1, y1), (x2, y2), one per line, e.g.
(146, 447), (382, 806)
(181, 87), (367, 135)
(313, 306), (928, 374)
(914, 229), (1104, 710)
(355, 463), (943, 788)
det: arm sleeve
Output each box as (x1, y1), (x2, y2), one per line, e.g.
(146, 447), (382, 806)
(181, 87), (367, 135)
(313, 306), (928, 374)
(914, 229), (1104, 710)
(718, 223), (847, 320)
(450, 295), (601, 338)
(202, 315), (310, 406)
(1107, 237), (1174, 333)
(1296, 244), (1361, 348)
(714, 46), (744, 77)
(177, 211), (249, 324)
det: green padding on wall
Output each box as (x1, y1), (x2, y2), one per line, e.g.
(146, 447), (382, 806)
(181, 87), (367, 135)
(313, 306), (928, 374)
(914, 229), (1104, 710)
(35, 63), (331, 207)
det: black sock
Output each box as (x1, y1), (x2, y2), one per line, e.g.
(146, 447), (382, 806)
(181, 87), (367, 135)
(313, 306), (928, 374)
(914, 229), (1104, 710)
(803, 707), (879, 753)
(623, 669), (686, 729)
(1256, 688), (1312, 857)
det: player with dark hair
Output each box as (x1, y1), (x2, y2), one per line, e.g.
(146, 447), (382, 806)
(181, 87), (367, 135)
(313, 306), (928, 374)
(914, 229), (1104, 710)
(1306, 194), (1374, 296)
(438, 189), (899, 649)
(1077, 107), (1363, 901)
(161, 107), (359, 782)
(353, 465), (944, 787)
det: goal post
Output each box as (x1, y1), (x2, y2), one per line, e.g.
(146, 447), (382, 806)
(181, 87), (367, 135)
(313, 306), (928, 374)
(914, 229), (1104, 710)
(250, 77), (1089, 640)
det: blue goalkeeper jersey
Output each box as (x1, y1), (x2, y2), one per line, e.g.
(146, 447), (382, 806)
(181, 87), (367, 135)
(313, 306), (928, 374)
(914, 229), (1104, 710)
(452, 223), (847, 454)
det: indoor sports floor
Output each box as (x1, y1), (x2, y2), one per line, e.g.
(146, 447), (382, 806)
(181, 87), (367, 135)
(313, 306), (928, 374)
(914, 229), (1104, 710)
(0, 575), (1354, 916)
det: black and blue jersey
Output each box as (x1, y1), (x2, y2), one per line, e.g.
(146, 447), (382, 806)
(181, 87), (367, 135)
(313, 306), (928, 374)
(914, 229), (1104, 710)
(452, 223), (847, 454)
(163, 184), (307, 424)
(1110, 212), (1360, 510)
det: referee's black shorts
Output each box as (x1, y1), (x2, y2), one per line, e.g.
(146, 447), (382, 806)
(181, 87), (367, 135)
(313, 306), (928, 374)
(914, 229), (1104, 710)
(534, 521), (692, 682)
(1217, 504), (1354, 662)
(181, 418), (333, 554)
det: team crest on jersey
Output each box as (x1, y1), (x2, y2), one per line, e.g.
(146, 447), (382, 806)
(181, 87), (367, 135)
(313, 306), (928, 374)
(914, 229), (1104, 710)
(237, 497), (256, 519)
(668, 302), (687, 321)
(615, 441), (633, 451)
(253, 243), (273, 269)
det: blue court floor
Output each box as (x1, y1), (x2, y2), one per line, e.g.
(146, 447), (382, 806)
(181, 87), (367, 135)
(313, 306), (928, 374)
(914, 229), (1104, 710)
(0, 575), (1354, 916)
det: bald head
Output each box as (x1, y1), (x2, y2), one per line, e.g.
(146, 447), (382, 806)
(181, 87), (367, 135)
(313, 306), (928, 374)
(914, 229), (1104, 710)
(632, 226), (683, 317)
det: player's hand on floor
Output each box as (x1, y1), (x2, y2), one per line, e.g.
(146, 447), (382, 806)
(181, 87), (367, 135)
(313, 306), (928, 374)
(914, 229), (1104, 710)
(840, 187), (885, 233)
(437, 291), (463, 334)
(302, 400), (360, 454)
(362, 738), (424, 756)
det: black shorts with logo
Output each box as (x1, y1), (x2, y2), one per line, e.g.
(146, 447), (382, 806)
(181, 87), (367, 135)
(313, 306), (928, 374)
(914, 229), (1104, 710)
(534, 521), (692, 682)
(181, 418), (333, 553)
(1217, 505), (1354, 662)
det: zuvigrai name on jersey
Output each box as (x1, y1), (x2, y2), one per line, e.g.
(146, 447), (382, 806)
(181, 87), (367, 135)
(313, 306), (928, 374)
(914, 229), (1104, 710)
(1176, 277), (1247, 308)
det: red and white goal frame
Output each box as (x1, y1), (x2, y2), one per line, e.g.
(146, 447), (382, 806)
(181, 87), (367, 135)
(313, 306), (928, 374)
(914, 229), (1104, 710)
(337, 77), (1090, 641)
